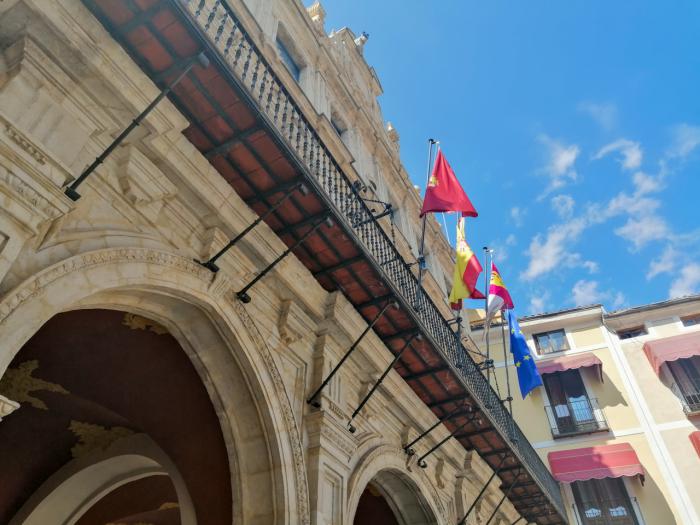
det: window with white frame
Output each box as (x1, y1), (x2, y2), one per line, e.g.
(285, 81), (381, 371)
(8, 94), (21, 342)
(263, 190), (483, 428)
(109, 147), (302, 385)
(533, 329), (569, 355)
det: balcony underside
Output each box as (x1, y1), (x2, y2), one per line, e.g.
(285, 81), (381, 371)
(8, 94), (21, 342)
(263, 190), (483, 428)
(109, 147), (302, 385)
(81, 0), (566, 522)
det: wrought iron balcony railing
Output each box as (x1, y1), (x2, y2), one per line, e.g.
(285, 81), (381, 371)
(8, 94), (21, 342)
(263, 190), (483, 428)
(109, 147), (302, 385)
(573, 498), (639, 525)
(174, 0), (565, 517)
(544, 398), (608, 438)
(671, 382), (700, 415)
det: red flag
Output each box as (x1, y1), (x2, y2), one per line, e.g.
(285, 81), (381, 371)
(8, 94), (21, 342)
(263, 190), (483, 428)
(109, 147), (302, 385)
(420, 149), (478, 218)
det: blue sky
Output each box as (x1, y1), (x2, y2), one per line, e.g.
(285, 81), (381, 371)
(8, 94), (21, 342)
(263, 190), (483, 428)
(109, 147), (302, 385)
(322, 0), (700, 314)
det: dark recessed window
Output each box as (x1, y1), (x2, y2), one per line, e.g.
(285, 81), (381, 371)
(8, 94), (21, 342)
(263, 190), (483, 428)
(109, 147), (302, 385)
(276, 37), (301, 81)
(533, 329), (569, 355)
(543, 370), (607, 438)
(572, 478), (639, 525)
(667, 356), (700, 415)
(682, 315), (700, 327)
(617, 326), (647, 340)
(331, 114), (346, 137)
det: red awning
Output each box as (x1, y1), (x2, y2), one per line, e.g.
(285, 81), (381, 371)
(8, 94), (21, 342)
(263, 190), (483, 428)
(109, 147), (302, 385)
(643, 332), (700, 374)
(537, 353), (603, 382)
(548, 443), (644, 483)
(690, 431), (700, 458)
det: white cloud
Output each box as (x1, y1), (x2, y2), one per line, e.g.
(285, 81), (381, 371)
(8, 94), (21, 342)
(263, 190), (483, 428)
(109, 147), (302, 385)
(578, 101), (618, 130)
(594, 139), (643, 170)
(669, 263), (700, 298)
(631, 171), (664, 195)
(571, 280), (606, 306)
(528, 291), (550, 314)
(551, 194), (575, 219)
(612, 292), (626, 308)
(538, 135), (580, 194)
(506, 234), (517, 246)
(571, 280), (624, 308)
(614, 215), (669, 251)
(582, 260), (599, 274)
(521, 217), (589, 280)
(667, 123), (700, 159)
(510, 206), (526, 227)
(647, 245), (678, 280)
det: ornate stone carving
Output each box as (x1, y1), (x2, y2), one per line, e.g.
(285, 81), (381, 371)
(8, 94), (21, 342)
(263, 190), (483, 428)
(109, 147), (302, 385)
(122, 312), (168, 335)
(5, 123), (46, 164)
(320, 423), (356, 457)
(435, 457), (446, 489)
(207, 271), (232, 298)
(0, 248), (212, 326)
(0, 165), (63, 221)
(306, 1), (326, 34)
(277, 299), (303, 345)
(68, 420), (134, 458)
(230, 299), (311, 525)
(0, 360), (68, 410)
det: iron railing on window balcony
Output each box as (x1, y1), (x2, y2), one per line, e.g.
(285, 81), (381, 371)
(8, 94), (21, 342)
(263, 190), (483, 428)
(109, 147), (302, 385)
(544, 398), (608, 438)
(671, 382), (700, 415)
(174, 0), (566, 517)
(573, 499), (639, 525)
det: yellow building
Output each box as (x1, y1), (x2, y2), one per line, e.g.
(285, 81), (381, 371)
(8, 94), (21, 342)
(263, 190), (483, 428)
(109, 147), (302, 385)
(474, 295), (700, 524)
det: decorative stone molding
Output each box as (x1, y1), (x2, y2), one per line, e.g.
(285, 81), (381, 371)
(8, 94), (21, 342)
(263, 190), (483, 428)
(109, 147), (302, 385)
(0, 394), (19, 421)
(117, 145), (177, 223)
(0, 164), (63, 222)
(0, 248), (212, 326)
(277, 299), (304, 345)
(229, 299), (311, 525)
(5, 124), (46, 165)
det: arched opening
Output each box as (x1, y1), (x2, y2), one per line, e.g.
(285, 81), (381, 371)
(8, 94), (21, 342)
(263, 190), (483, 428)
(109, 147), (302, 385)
(352, 470), (438, 525)
(0, 308), (232, 524)
(354, 483), (400, 525)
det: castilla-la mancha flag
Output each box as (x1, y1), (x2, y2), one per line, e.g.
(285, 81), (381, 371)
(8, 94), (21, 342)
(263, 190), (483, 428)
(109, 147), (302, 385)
(484, 263), (515, 330)
(449, 217), (486, 310)
(420, 149), (478, 218)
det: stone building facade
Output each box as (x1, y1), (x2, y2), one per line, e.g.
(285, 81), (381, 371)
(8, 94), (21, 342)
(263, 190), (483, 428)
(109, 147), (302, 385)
(479, 295), (700, 525)
(0, 1), (566, 524)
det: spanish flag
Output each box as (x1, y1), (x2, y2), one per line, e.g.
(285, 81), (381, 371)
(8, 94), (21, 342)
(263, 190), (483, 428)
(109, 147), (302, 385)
(448, 217), (486, 310)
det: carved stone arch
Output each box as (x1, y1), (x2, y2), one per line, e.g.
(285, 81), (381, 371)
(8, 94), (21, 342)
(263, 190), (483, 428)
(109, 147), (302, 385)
(348, 444), (444, 525)
(11, 433), (195, 525)
(0, 247), (310, 525)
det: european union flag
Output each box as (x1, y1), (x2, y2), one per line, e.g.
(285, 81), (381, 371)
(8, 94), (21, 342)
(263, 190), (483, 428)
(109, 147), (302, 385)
(506, 309), (542, 399)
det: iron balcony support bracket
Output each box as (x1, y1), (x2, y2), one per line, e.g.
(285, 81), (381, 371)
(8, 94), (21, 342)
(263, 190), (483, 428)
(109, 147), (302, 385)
(416, 412), (478, 468)
(236, 214), (332, 303)
(403, 402), (469, 456)
(198, 181), (307, 272)
(64, 52), (210, 201)
(306, 299), (399, 408)
(347, 332), (420, 433)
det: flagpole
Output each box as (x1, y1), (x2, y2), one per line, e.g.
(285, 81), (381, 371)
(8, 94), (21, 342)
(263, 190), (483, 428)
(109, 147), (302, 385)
(501, 318), (513, 416)
(415, 138), (437, 310)
(483, 247), (492, 387)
